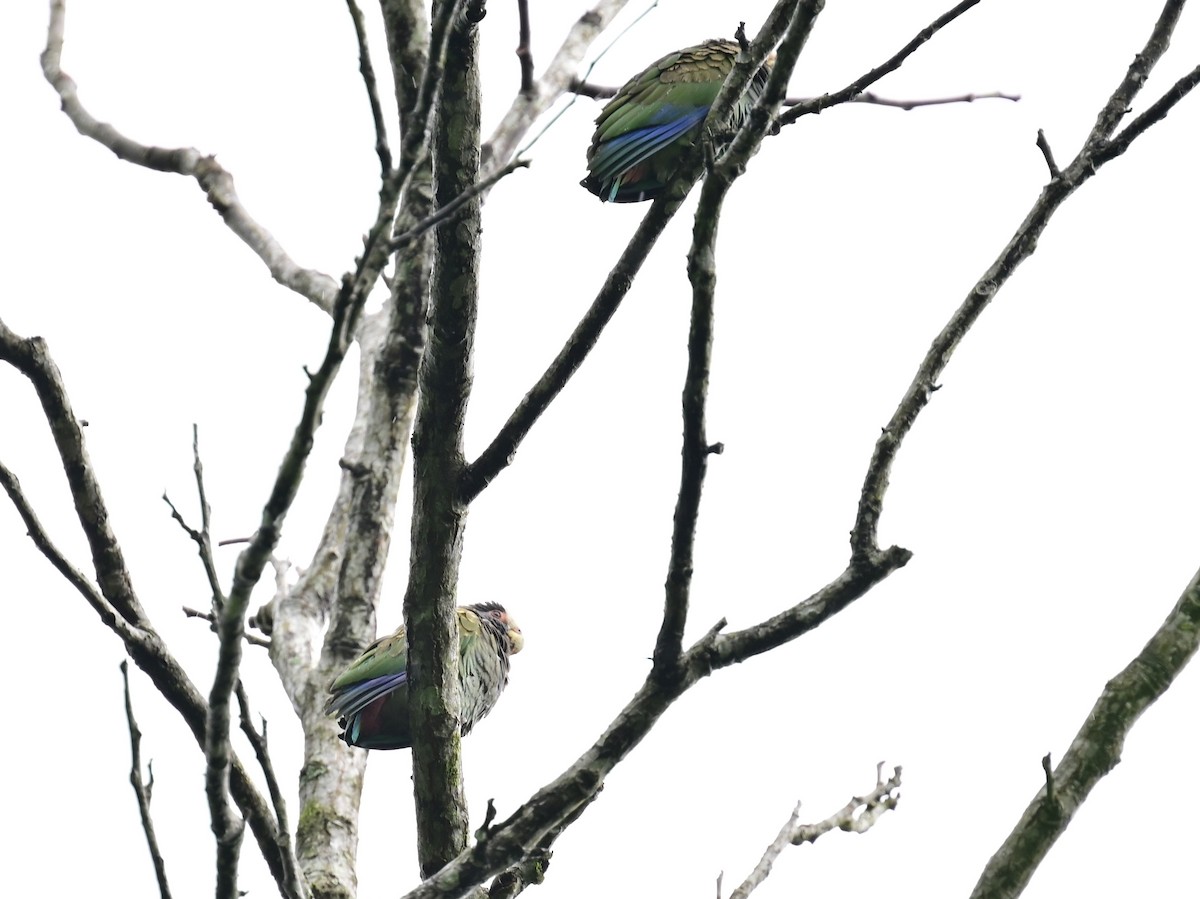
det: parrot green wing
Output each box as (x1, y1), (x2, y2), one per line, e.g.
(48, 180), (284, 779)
(327, 624), (408, 694)
(583, 40), (770, 202)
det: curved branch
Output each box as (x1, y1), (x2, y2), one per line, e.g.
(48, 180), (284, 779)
(849, 0), (1196, 559)
(40, 0), (340, 315)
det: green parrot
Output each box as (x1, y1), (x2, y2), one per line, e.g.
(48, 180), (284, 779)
(582, 39), (774, 202)
(325, 602), (524, 750)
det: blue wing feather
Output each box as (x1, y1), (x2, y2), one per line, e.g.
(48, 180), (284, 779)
(586, 109), (708, 182)
(327, 671), (407, 721)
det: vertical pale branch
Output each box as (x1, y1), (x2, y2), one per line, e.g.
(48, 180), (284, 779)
(209, 80), (410, 887)
(404, 0), (482, 879)
(208, 283), (360, 899)
(291, 4), (439, 896)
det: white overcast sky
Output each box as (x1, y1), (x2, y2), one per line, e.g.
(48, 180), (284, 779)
(3, 2), (1199, 898)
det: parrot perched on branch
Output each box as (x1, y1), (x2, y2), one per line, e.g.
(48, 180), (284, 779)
(581, 39), (774, 203)
(325, 602), (524, 750)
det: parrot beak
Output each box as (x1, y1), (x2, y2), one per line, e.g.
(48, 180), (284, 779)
(507, 618), (525, 654)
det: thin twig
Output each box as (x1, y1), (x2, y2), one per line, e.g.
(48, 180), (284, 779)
(778, 0), (984, 127)
(1035, 128), (1060, 179)
(0, 455), (137, 638)
(729, 766), (902, 899)
(485, 785), (602, 899)
(390, 158), (531, 251)
(846, 89), (1019, 109)
(121, 661), (174, 899)
(183, 606), (272, 647)
(235, 684), (305, 899)
(163, 425), (228, 611)
(345, 0), (393, 177)
(1041, 753), (1055, 805)
(572, 82), (1018, 109)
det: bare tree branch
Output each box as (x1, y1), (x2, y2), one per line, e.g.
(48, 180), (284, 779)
(1084, 0), (1187, 145)
(842, 89), (1019, 109)
(0, 318), (298, 897)
(515, 0), (535, 94)
(484, 787), (600, 898)
(729, 765), (902, 899)
(459, 187), (686, 500)
(970, 564), (1200, 899)
(655, 3), (825, 673)
(0, 454), (137, 640)
(121, 661), (174, 899)
(778, 0), (984, 127)
(393, 541), (907, 899)
(1093, 61), (1200, 165)
(163, 425), (227, 613)
(39, 0), (340, 315)
(573, 83), (1018, 109)
(390, 158), (531, 252)
(236, 685), (306, 899)
(346, 0), (393, 177)
(183, 606), (274, 647)
(849, 0), (1194, 561)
